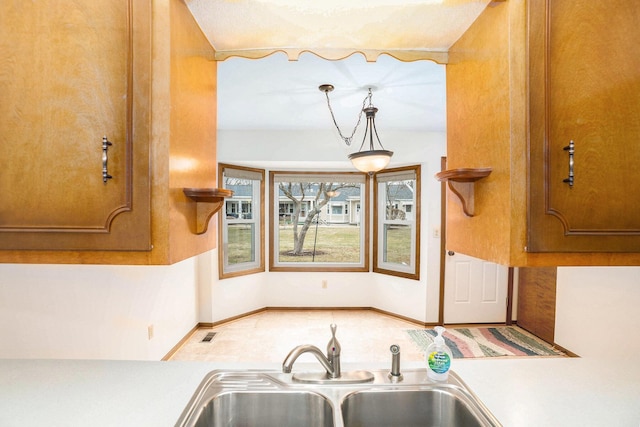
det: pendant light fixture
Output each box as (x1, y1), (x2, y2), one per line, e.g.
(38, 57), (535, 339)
(319, 84), (393, 174)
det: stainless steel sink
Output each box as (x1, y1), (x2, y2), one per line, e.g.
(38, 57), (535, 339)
(175, 371), (335, 427)
(175, 370), (501, 427)
(341, 387), (496, 427)
(192, 390), (333, 427)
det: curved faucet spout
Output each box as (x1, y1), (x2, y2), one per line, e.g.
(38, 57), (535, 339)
(282, 344), (335, 376)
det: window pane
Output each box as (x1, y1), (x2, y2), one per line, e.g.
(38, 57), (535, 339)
(271, 172), (368, 270)
(223, 176), (260, 272)
(374, 165), (420, 280)
(277, 223), (361, 263)
(227, 223), (255, 264)
(219, 164), (264, 278)
(383, 224), (411, 264)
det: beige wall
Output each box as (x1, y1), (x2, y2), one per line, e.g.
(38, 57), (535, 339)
(555, 267), (640, 357)
(166, 0), (219, 263)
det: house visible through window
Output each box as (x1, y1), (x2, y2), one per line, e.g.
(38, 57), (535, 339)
(218, 165), (420, 280)
(270, 171), (369, 271)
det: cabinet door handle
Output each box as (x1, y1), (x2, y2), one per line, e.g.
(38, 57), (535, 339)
(562, 140), (575, 187)
(102, 136), (113, 184)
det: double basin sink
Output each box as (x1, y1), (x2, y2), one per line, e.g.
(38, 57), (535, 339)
(175, 369), (501, 427)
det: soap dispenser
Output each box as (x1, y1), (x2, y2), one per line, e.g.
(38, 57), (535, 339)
(426, 326), (452, 382)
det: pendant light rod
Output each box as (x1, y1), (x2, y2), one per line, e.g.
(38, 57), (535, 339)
(356, 106), (389, 153)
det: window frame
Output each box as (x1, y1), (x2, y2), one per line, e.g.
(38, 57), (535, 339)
(373, 165), (421, 280)
(269, 171), (370, 272)
(217, 163), (265, 279)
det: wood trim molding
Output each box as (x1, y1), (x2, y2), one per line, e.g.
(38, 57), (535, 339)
(506, 267), (514, 325)
(161, 323), (200, 361)
(438, 157), (447, 325)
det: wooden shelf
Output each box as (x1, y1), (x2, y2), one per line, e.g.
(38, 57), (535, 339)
(183, 188), (234, 234)
(435, 168), (492, 217)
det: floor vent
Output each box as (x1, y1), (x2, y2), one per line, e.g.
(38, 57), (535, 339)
(201, 332), (217, 343)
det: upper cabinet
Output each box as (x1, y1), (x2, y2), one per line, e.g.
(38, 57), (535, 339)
(0, 0), (151, 251)
(445, 0), (640, 266)
(0, 0), (221, 265)
(528, 0), (640, 252)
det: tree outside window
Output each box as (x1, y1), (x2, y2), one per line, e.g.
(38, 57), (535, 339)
(219, 165), (420, 279)
(270, 171), (369, 271)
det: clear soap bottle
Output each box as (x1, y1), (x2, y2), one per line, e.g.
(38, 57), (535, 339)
(426, 326), (452, 382)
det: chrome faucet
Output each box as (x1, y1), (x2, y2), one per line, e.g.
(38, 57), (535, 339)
(282, 324), (341, 379)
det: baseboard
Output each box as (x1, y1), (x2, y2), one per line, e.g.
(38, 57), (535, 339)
(266, 306), (431, 328)
(443, 322), (507, 328)
(369, 307), (434, 328)
(161, 324), (200, 361)
(201, 306), (430, 327)
(552, 343), (580, 358)
(197, 307), (269, 329)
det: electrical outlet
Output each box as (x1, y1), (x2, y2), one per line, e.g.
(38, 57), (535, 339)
(147, 324), (154, 340)
(322, 280), (328, 289)
(433, 227), (440, 238)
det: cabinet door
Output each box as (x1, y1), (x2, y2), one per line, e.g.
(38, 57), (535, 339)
(528, 0), (640, 252)
(0, 0), (151, 251)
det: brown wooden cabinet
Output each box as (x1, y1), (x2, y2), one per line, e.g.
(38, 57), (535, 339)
(0, 0), (220, 265)
(445, 0), (640, 265)
(528, 0), (640, 252)
(517, 267), (556, 344)
(0, 0), (151, 251)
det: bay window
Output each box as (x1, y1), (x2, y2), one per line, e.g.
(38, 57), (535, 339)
(374, 165), (420, 279)
(218, 164), (265, 278)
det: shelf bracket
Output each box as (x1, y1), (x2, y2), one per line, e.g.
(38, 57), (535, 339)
(183, 188), (234, 235)
(435, 168), (492, 217)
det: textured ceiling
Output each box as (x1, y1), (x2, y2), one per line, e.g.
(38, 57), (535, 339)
(185, 0), (491, 61)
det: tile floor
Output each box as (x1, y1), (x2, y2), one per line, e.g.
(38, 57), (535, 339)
(168, 309), (426, 364)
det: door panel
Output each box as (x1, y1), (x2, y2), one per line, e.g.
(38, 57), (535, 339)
(444, 252), (508, 324)
(453, 261), (471, 303)
(528, 0), (640, 252)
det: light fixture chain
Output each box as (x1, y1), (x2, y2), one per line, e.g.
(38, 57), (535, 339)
(320, 85), (392, 173)
(323, 90), (370, 146)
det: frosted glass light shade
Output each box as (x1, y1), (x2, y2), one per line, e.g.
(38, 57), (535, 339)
(348, 150), (393, 173)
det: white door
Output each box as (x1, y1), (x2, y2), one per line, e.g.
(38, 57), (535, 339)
(444, 251), (508, 323)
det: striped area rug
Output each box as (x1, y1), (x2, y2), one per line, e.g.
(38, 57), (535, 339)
(406, 326), (565, 358)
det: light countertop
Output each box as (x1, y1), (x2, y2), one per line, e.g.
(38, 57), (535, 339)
(1, 357), (639, 426)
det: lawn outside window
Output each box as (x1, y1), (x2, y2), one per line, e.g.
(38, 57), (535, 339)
(270, 171), (369, 272)
(374, 165), (421, 280)
(218, 164), (265, 279)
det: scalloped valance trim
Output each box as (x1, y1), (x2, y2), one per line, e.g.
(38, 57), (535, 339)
(214, 48), (449, 64)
